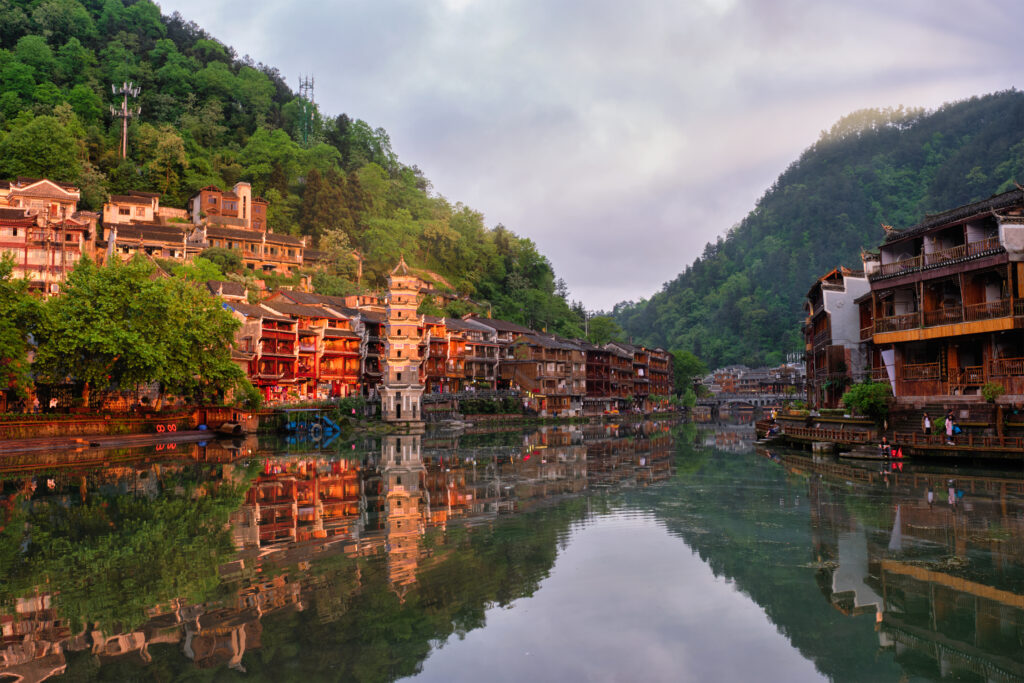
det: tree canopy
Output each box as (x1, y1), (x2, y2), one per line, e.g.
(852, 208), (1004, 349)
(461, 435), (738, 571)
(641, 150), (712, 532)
(32, 256), (250, 405)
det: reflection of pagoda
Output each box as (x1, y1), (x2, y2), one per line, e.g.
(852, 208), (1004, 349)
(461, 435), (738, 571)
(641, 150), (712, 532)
(380, 258), (425, 424)
(382, 435), (426, 598)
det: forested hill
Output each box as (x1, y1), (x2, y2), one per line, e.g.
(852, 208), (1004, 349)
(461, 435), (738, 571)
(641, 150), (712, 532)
(613, 90), (1024, 368)
(0, 0), (584, 336)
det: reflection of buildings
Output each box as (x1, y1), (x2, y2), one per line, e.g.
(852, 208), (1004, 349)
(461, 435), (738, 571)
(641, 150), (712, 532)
(382, 435), (426, 596)
(703, 425), (757, 453)
(781, 450), (1024, 680)
(0, 425), (678, 680)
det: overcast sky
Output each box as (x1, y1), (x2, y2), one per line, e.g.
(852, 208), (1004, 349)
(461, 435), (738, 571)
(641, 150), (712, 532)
(159, 0), (1022, 310)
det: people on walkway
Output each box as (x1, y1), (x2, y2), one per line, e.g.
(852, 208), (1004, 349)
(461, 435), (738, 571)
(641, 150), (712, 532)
(922, 412), (931, 435)
(945, 415), (955, 444)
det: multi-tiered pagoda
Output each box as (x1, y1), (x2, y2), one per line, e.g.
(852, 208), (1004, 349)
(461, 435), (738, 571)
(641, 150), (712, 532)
(380, 257), (425, 423)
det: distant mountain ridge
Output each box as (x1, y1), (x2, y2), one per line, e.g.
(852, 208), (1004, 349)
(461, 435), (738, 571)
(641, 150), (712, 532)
(612, 90), (1024, 367)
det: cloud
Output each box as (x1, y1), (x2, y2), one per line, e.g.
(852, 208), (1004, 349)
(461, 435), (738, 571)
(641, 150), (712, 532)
(159, 0), (1023, 309)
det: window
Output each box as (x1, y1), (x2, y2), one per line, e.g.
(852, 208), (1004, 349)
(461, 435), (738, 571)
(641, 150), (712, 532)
(119, 208), (130, 216)
(135, 207), (145, 216)
(208, 196), (217, 204)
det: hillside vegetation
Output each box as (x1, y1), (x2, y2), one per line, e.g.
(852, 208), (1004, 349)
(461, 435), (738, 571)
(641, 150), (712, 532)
(0, 0), (584, 335)
(613, 90), (1024, 368)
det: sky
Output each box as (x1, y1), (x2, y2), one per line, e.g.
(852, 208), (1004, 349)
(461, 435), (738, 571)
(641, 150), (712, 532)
(159, 0), (1022, 311)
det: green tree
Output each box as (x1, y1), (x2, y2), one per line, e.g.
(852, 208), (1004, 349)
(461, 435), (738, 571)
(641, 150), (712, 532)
(671, 350), (707, 393)
(197, 247), (242, 274)
(840, 381), (892, 425)
(586, 316), (623, 345)
(0, 255), (40, 402)
(0, 114), (81, 181)
(34, 256), (249, 406)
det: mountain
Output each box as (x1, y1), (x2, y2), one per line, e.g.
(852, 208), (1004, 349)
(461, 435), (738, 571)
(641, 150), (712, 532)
(612, 90), (1024, 368)
(0, 0), (585, 336)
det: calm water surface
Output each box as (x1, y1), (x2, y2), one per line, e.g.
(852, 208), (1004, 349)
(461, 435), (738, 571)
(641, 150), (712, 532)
(2, 419), (1023, 682)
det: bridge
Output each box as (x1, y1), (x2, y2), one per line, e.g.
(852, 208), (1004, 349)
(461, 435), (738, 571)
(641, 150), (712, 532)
(697, 393), (791, 409)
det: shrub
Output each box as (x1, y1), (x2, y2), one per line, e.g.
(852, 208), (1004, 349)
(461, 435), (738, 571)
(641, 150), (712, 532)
(982, 381), (1006, 403)
(841, 381), (892, 425)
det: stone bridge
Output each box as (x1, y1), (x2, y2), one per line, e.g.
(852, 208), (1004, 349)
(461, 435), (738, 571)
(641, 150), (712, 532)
(697, 393), (791, 409)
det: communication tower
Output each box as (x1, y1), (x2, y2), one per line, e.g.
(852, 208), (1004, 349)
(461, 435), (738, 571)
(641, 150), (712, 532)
(110, 82), (141, 159)
(297, 74), (315, 147)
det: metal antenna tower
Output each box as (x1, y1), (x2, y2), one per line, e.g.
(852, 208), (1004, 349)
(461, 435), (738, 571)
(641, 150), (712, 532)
(297, 74), (315, 147)
(110, 81), (141, 159)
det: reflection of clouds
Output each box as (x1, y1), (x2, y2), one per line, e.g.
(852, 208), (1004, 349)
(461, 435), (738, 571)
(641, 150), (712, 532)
(414, 513), (822, 682)
(160, 0), (1023, 308)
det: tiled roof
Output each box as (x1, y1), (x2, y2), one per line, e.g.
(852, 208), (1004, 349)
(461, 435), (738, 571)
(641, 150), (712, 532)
(205, 215), (248, 228)
(265, 231), (303, 246)
(0, 207), (31, 221)
(111, 224), (187, 242)
(225, 302), (292, 322)
(466, 315), (534, 334)
(206, 225), (262, 241)
(885, 188), (1024, 244)
(262, 301), (345, 320)
(324, 328), (361, 339)
(109, 195), (152, 205)
(206, 280), (247, 298)
(13, 177), (78, 191)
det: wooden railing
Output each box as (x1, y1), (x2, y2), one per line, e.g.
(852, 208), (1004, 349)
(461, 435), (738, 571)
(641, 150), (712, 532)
(901, 362), (941, 381)
(964, 299), (1010, 321)
(990, 356), (1024, 377)
(875, 312), (919, 333)
(924, 236), (1001, 265)
(961, 365), (985, 386)
(895, 431), (1024, 450)
(923, 306), (963, 327)
(871, 367), (889, 382)
(783, 426), (872, 444)
(812, 330), (830, 346)
(875, 255), (922, 278)
(872, 237), (1003, 280)
(860, 324), (874, 340)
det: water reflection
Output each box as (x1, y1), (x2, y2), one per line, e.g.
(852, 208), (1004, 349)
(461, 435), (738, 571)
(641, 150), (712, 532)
(0, 422), (673, 680)
(761, 445), (1024, 680)
(5, 422), (1024, 681)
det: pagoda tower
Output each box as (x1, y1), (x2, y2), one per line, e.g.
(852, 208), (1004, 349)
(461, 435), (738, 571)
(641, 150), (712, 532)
(380, 257), (425, 423)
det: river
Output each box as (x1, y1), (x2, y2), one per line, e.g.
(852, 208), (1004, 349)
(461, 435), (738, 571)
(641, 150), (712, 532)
(2, 419), (1023, 682)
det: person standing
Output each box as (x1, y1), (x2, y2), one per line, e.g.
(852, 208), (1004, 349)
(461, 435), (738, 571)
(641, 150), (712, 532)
(922, 412), (931, 436)
(945, 415), (954, 444)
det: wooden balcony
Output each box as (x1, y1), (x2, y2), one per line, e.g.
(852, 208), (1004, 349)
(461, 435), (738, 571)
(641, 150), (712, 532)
(871, 237), (1003, 280)
(874, 312), (919, 333)
(874, 255), (922, 279)
(900, 362), (941, 381)
(923, 306), (962, 327)
(990, 356), (1024, 377)
(869, 298), (1024, 339)
(923, 237), (1000, 266)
